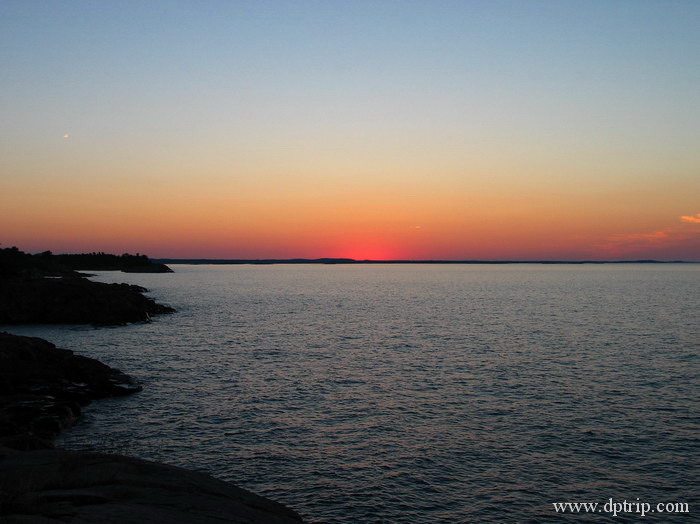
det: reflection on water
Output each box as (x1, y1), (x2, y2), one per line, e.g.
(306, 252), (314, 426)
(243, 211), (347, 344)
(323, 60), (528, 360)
(4, 264), (699, 523)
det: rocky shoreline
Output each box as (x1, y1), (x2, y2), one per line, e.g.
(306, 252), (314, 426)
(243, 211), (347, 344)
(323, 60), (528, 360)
(0, 332), (305, 523)
(0, 332), (142, 449)
(0, 274), (175, 325)
(0, 249), (305, 521)
(0, 247), (175, 325)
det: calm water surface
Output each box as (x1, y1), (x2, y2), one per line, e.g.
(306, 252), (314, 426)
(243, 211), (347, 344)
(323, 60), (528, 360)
(4, 264), (699, 522)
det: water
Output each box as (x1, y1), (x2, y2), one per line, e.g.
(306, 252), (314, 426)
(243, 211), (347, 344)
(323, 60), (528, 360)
(3, 264), (699, 522)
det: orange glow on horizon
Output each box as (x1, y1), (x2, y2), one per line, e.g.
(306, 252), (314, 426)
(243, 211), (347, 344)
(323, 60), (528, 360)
(2, 150), (699, 261)
(334, 244), (400, 262)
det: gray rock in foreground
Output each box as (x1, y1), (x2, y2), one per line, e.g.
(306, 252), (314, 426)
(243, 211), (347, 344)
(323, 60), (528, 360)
(0, 448), (305, 523)
(0, 332), (306, 523)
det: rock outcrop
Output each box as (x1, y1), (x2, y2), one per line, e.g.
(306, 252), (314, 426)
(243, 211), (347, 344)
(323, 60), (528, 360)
(0, 246), (174, 325)
(0, 275), (174, 325)
(0, 449), (304, 523)
(0, 332), (141, 448)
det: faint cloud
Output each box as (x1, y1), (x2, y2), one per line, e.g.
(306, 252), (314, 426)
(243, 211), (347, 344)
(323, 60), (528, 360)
(599, 230), (669, 251)
(624, 231), (668, 241)
(597, 219), (700, 258)
(680, 213), (700, 224)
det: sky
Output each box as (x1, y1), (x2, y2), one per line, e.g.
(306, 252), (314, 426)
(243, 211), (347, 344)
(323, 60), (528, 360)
(1, 0), (699, 260)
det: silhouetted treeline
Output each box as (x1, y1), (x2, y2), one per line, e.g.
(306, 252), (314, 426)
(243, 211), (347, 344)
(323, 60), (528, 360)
(0, 247), (170, 277)
(53, 252), (152, 269)
(0, 246), (40, 277)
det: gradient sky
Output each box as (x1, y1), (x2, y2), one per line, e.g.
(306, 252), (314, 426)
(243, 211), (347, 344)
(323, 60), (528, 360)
(2, 0), (699, 260)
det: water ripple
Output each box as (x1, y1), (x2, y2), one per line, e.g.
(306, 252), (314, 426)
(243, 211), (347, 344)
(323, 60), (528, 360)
(4, 264), (698, 523)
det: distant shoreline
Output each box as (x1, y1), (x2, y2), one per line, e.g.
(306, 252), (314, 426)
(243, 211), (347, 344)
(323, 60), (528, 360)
(154, 258), (699, 265)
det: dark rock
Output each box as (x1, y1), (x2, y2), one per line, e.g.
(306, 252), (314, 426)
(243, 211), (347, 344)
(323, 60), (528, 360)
(0, 450), (305, 523)
(0, 434), (53, 452)
(0, 333), (141, 445)
(0, 275), (174, 325)
(121, 263), (173, 273)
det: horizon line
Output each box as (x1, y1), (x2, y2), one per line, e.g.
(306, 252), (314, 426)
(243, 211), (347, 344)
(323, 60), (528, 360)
(153, 258), (698, 265)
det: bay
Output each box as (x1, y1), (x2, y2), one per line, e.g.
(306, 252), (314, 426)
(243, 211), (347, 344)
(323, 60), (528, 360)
(4, 264), (699, 522)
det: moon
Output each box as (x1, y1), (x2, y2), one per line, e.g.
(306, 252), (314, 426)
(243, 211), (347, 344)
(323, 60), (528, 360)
(63, 134), (70, 139)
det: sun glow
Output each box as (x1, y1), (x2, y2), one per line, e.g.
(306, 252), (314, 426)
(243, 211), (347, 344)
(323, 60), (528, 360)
(341, 245), (399, 261)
